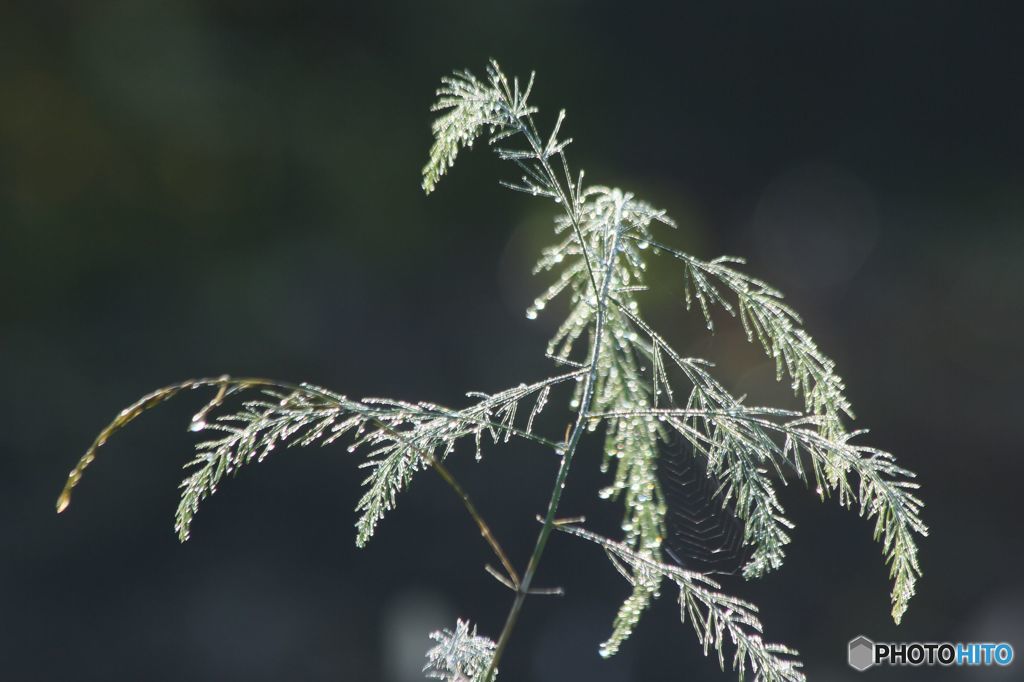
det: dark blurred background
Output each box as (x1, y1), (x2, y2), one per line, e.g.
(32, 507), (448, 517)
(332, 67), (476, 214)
(3, 2), (1022, 680)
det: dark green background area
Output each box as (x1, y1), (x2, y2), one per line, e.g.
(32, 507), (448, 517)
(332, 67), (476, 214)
(3, 2), (1022, 680)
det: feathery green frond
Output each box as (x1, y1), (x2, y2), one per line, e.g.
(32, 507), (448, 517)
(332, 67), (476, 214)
(422, 61), (537, 194)
(352, 371), (580, 546)
(600, 575), (660, 658)
(643, 240), (852, 433)
(177, 382), (356, 541)
(593, 393), (927, 621)
(424, 620), (498, 682)
(557, 523), (805, 682)
(59, 372), (579, 547)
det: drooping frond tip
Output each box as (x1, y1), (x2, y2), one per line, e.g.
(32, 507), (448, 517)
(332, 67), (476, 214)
(422, 60), (536, 194)
(56, 377), (234, 515)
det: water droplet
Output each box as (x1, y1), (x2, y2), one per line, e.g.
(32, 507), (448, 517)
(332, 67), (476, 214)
(189, 418), (207, 432)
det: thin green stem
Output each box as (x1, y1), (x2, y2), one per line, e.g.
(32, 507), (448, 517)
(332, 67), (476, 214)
(495, 88), (599, 296)
(483, 218), (621, 682)
(428, 454), (521, 589)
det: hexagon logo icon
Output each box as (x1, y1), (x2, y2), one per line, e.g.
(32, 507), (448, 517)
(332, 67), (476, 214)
(848, 635), (875, 671)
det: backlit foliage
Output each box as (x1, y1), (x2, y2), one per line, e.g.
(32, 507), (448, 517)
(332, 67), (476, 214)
(58, 61), (926, 681)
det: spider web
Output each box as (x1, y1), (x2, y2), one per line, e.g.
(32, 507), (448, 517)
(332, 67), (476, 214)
(657, 429), (752, 576)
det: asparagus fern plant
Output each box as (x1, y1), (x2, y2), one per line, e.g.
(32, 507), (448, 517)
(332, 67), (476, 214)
(58, 61), (927, 682)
